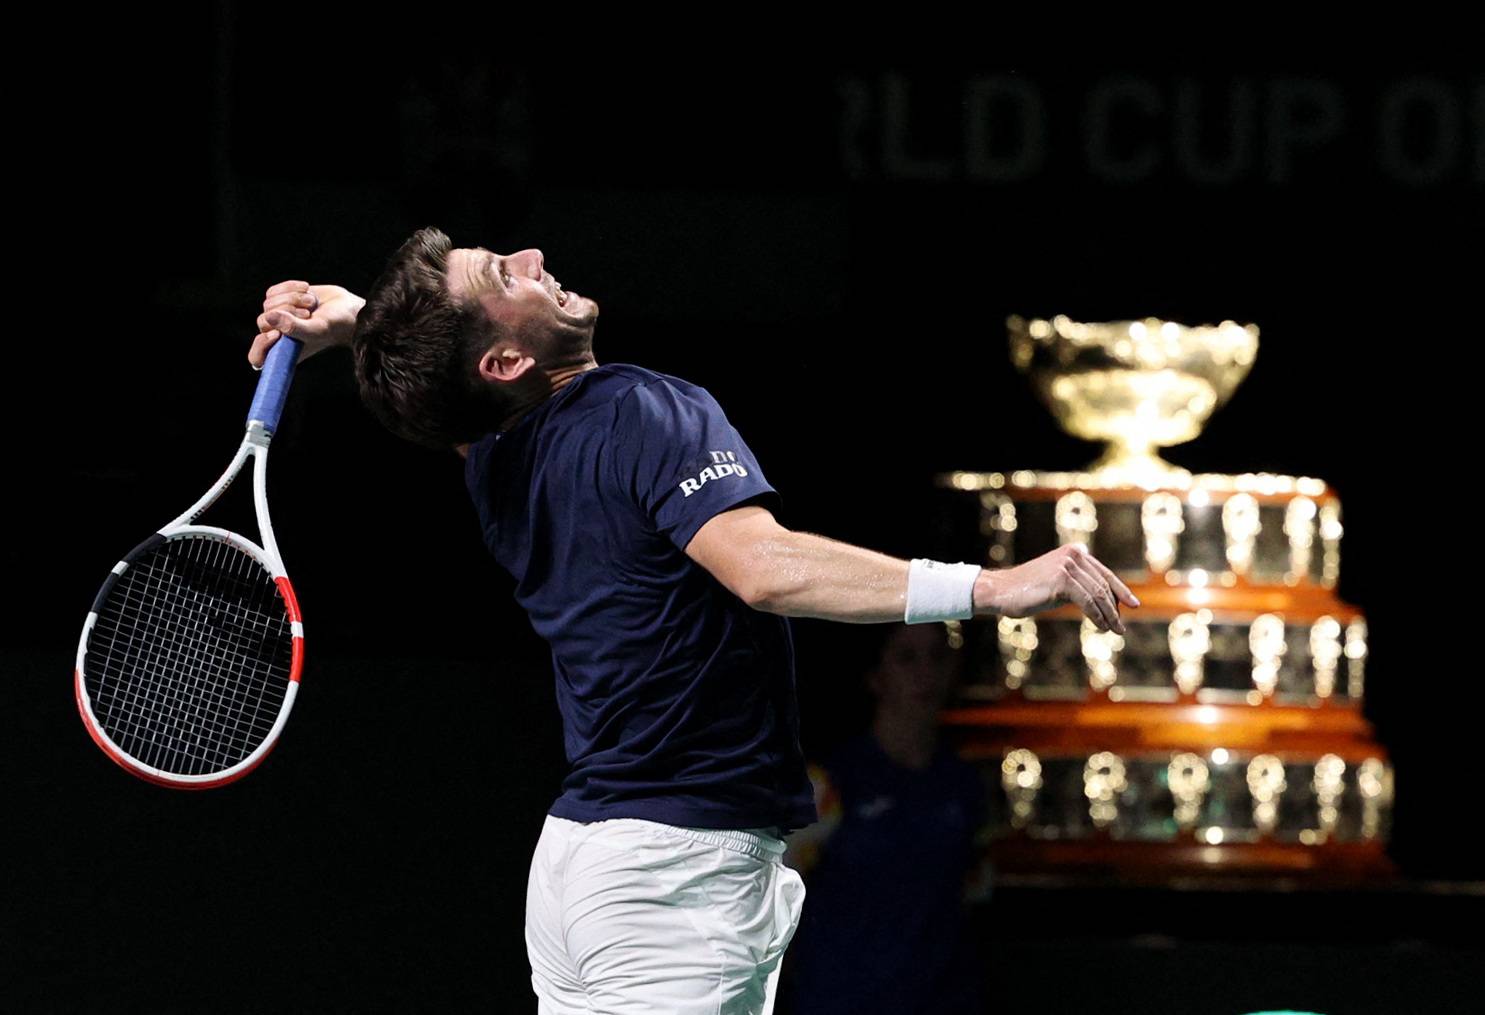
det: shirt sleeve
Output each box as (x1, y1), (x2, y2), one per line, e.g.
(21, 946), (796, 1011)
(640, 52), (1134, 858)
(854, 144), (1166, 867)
(612, 377), (781, 552)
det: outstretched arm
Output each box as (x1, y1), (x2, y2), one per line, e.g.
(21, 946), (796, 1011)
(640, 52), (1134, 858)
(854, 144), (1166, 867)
(685, 504), (1139, 630)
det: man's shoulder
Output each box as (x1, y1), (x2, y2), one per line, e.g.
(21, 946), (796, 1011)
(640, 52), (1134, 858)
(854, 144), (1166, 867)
(598, 365), (723, 424)
(466, 365), (716, 468)
(533, 364), (688, 426)
(599, 363), (707, 399)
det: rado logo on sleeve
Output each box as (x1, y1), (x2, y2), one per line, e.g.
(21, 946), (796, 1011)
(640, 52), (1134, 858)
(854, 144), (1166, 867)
(679, 450), (750, 497)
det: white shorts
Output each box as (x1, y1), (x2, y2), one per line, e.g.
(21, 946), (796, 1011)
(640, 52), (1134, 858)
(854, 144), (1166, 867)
(525, 814), (806, 1015)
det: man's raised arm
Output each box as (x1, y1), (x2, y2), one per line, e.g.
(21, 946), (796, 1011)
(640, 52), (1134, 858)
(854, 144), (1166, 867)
(684, 504), (1139, 630)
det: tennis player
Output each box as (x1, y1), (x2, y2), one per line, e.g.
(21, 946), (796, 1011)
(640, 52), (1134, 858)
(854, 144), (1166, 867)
(248, 226), (1139, 1014)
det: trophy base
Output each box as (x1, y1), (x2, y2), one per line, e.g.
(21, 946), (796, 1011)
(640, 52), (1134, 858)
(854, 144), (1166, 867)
(987, 838), (1397, 885)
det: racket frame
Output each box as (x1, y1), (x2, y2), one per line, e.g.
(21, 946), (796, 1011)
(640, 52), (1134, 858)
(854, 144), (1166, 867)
(75, 338), (306, 788)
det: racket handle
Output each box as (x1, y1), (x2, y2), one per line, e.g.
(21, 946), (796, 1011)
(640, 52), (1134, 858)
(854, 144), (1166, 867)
(247, 336), (304, 433)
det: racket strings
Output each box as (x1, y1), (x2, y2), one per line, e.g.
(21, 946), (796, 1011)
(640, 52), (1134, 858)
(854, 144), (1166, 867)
(92, 539), (287, 772)
(94, 543), (274, 770)
(86, 535), (294, 776)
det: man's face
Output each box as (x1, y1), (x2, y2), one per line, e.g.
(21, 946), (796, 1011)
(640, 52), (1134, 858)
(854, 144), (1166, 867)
(446, 246), (599, 361)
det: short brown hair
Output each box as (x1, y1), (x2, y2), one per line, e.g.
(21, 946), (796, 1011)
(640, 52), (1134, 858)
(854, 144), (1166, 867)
(352, 226), (506, 448)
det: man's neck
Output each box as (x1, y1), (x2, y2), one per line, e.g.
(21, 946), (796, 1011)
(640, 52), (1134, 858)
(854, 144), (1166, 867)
(497, 357), (600, 432)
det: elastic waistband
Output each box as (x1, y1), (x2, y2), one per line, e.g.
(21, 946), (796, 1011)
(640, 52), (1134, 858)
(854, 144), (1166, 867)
(663, 822), (787, 861)
(553, 815), (786, 862)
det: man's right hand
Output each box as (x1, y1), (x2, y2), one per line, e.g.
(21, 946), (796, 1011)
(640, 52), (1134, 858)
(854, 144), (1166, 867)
(248, 281), (366, 369)
(974, 543), (1140, 635)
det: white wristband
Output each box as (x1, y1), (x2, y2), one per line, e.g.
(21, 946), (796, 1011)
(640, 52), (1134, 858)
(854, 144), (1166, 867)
(904, 558), (981, 624)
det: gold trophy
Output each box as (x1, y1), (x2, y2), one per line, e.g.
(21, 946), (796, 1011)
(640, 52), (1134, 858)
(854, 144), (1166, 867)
(1007, 315), (1259, 484)
(942, 316), (1393, 880)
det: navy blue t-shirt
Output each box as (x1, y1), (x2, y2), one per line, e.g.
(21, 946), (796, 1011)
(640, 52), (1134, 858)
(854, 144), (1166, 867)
(464, 363), (816, 832)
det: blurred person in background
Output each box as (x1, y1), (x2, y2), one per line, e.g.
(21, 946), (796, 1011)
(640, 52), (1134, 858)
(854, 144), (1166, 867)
(783, 622), (992, 1015)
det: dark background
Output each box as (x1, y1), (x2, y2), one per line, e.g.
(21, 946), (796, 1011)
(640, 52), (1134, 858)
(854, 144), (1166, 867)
(11, 14), (1483, 1014)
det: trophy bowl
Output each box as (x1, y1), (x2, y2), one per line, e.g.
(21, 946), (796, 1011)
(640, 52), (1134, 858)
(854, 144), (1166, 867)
(1008, 315), (1259, 483)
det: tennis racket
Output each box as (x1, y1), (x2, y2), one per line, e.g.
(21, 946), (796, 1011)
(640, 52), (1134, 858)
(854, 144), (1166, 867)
(74, 337), (306, 788)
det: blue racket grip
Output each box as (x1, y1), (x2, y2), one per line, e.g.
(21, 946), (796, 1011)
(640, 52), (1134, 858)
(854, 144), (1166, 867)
(247, 336), (304, 433)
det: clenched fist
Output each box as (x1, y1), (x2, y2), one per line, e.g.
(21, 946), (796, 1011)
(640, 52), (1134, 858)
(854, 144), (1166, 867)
(974, 543), (1140, 634)
(248, 280), (366, 369)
